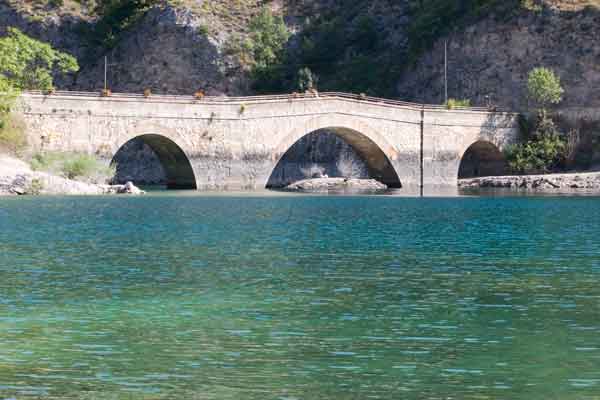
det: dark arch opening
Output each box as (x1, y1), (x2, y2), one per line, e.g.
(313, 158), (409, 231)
(111, 134), (197, 189)
(266, 127), (401, 189)
(458, 141), (508, 179)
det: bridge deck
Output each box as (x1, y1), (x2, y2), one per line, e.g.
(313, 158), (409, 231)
(24, 90), (502, 113)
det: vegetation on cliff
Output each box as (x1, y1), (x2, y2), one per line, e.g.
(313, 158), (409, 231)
(0, 27), (78, 153)
(506, 68), (568, 173)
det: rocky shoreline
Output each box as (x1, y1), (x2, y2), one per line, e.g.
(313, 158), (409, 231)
(459, 172), (600, 191)
(284, 178), (388, 193)
(0, 155), (144, 196)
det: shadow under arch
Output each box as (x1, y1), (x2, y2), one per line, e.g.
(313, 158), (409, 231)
(266, 126), (402, 189)
(111, 134), (197, 189)
(458, 140), (508, 179)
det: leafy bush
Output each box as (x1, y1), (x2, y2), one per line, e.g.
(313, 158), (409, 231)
(446, 98), (471, 109)
(297, 67), (317, 92)
(88, 0), (159, 50)
(527, 67), (564, 109)
(0, 113), (27, 154)
(0, 78), (26, 155)
(0, 27), (79, 91)
(31, 152), (115, 183)
(25, 178), (44, 195)
(227, 7), (290, 91)
(506, 111), (566, 173)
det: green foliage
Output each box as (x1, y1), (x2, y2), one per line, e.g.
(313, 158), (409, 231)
(0, 27), (79, 91)
(25, 178), (44, 195)
(90, 0), (158, 49)
(527, 67), (564, 109)
(506, 111), (566, 173)
(31, 151), (115, 182)
(246, 8), (290, 70)
(297, 67), (316, 92)
(0, 112), (27, 154)
(446, 98), (471, 109)
(48, 0), (65, 8)
(197, 24), (209, 36)
(289, 12), (396, 96)
(228, 7), (290, 92)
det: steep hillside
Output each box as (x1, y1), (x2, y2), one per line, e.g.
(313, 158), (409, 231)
(397, 2), (600, 110)
(0, 0), (599, 108)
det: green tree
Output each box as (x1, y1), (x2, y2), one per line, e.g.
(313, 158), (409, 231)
(91, 0), (158, 49)
(527, 67), (564, 109)
(506, 111), (566, 173)
(0, 28), (78, 153)
(0, 27), (79, 91)
(244, 8), (290, 70)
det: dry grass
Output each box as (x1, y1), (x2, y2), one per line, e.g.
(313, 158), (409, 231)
(543, 0), (600, 10)
(6, 0), (96, 20)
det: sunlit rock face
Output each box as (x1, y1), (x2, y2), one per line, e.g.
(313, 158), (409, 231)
(266, 130), (370, 188)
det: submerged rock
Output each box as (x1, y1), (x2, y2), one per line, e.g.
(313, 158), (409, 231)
(102, 181), (145, 195)
(284, 178), (387, 193)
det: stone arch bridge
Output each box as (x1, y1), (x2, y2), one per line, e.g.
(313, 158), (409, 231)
(19, 91), (519, 194)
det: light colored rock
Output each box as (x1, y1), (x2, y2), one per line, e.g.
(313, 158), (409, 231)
(459, 172), (600, 192)
(284, 177), (387, 192)
(0, 155), (144, 196)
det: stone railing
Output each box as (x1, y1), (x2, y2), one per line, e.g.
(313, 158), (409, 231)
(23, 90), (502, 113)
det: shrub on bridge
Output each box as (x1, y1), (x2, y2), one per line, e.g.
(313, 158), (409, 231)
(446, 98), (471, 109)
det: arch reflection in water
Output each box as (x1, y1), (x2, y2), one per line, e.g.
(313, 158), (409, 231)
(111, 134), (197, 190)
(266, 127), (401, 189)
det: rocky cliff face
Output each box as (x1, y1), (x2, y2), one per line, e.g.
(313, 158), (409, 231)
(397, 4), (600, 110)
(3, 0), (599, 110)
(74, 6), (242, 95)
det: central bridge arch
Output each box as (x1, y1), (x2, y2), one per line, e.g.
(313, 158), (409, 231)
(266, 116), (402, 188)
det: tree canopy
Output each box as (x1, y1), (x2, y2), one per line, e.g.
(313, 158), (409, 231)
(527, 67), (564, 109)
(0, 27), (79, 92)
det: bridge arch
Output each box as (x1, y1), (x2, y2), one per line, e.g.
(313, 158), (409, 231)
(111, 134), (197, 189)
(458, 140), (508, 179)
(267, 116), (401, 188)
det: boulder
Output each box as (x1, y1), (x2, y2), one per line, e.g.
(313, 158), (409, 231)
(284, 177), (387, 193)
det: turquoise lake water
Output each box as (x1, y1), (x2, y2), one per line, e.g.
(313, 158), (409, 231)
(1, 193), (600, 399)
